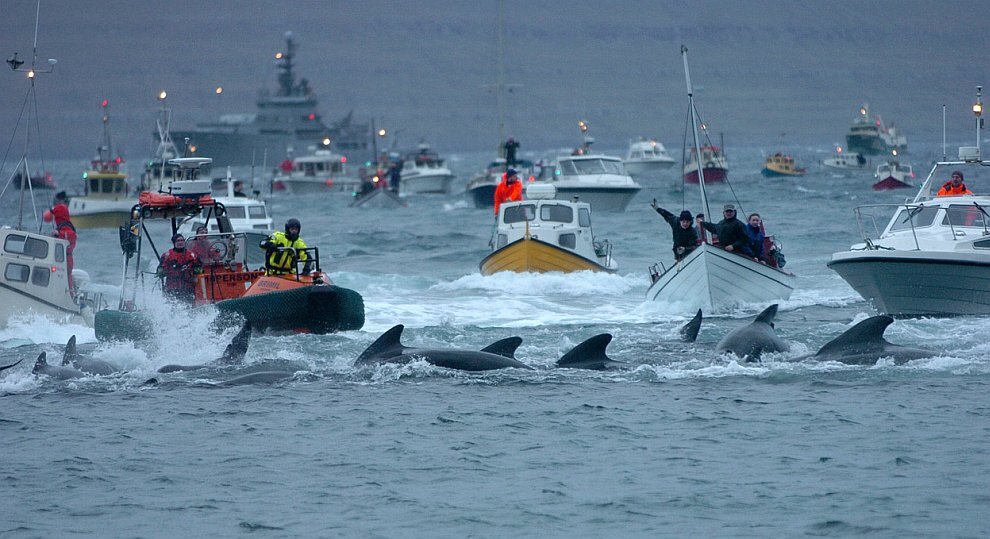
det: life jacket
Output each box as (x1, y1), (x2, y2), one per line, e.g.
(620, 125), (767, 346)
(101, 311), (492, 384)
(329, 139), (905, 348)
(938, 181), (972, 196)
(161, 249), (198, 291)
(263, 231), (308, 274)
(493, 178), (523, 214)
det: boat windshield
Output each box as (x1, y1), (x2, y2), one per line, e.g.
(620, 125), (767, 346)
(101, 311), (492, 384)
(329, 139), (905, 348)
(540, 204), (573, 223)
(504, 204), (537, 223)
(889, 206), (939, 232)
(248, 205), (268, 219)
(560, 159), (625, 176)
(944, 205), (988, 228)
(4, 234), (49, 259)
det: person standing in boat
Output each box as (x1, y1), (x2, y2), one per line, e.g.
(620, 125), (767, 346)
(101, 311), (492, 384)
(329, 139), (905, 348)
(233, 180), (248, 197)
(388, 161), (402, 194)
(937, 170), (973, 196)
(260, 218), (309, 275)
(650, 200), (698, 261)
(503, 137), (520, 167)
(697, 204), (752, 256)
(43, 191), (78, 291)
(159, 233), (200, 303)
(493, 168), (523, 215)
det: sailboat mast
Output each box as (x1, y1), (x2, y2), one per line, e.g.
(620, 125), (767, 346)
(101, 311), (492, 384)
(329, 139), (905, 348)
(681, 45), (710, 219)
(495, 0), (506, 153)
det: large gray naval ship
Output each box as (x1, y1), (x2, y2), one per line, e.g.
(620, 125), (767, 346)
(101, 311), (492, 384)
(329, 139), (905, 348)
(168, 32), (370, 168)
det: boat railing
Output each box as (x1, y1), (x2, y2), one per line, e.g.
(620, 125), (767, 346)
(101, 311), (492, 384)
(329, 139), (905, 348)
(270, 246), (323, 281)
(593, 239), (612, 261)
(852, 202), (932, 250)
(648, 262), (666, 284)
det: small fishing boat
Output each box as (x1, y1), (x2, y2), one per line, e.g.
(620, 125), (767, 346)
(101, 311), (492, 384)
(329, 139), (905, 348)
(465, 158), (535, 209)
(871, 160), (914, 190)
(534, 154), (642, 212)
(683, 144), (728, 184)
(350, 181), (407, 208)
(822, 146), (869, 171)
(761, 153), (806, 177)
(272, 148), (361, 195)
(623, 137), (676, 178)
(10, 171), (55, 190)
(397, 142), (456, 194)
(69, 100), (132, 229)
(480, 184), (617, 275)
(94, 158), (364, 341)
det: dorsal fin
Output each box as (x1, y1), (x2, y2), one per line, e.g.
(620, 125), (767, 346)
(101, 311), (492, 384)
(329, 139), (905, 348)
(816, 316), (893, 356)
(62, 335), (78, 365)
(754, 304), (779, 325)
(480, 336), (523, 358)
(32, 352), (48, 374)
(680, 309), (703, 342)
(218, 321), (252, 365)
(557, 334), (625, 369)
(355, 325), (406, 363)
(0, 358), (23, 372)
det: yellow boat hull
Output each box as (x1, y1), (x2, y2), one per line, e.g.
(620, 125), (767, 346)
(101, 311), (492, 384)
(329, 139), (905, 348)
(479, 238), (613, 275)
(71, 211), (131, 229)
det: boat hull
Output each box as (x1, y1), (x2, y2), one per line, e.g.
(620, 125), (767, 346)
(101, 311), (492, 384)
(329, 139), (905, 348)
(828, 250), (990, 317)
(216, 283), (365, 333)
(872, 177), (912, 191)
(624, 159), (675, 178)
(550, 185), (641, 212)
(846, 134), (907, 156)
(466, 182), (496, 209)
(280, 177), (361, 195)
(0, 283), (86, 328)
(683, 167), (727, 184)
(350, 188), (406, 208)
(646, 243), (796, 312)
(480, 238), (614, 275)
(761, 167), (806, 177)
(399, 172), (455, 194)
(70, 210), (132, 229)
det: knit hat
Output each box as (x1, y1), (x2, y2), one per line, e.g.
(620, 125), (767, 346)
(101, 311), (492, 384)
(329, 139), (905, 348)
(679, 210), (693, 221)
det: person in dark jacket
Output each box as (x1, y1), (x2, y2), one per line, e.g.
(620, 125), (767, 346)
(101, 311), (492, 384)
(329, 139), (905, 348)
(697, 203), (752, 255)
(744, 213), (766, 261)
(651, 199), (698, 261)
(503, 137), (520, 166)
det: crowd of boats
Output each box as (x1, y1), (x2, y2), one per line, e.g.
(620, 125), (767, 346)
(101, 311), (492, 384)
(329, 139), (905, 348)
(3, 22), (989, 362)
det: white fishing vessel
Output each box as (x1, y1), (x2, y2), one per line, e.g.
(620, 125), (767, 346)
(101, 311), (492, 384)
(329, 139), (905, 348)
(829, 87), (990, 317)
(536, 154), (642, 212)
(398, 142), (455, 194)
(871, 160), (914, 191)
(69, 100), (132, 229)
(480, 184), (616, 275)
(845, 104), (908, 156)
(272, 148), (361, 195)
(822, 146), (869, 171)
(646, 46), (795, 312)
(1, 19), (96, 327)
(623, 137), (676, 178)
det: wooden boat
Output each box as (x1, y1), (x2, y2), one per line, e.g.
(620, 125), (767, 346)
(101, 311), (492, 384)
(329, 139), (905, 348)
(480, 184), (616, 275)
(761, 153), (806, 177)
(871, 160), (914, 190)
(70, 100), (132, 229)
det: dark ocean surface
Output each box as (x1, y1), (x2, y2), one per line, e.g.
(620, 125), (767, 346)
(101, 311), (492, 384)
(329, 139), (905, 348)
(2, 144), (989, 537)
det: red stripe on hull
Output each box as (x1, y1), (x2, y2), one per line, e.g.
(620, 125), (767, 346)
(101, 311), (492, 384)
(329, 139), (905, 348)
(683, 168), (727, 184)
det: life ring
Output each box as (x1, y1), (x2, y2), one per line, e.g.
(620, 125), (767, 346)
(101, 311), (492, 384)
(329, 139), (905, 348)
(704, 161), (715, 168)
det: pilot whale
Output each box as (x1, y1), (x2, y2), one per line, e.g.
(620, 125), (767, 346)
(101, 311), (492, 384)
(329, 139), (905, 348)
(61, 335), (117, 375)
(792, 315), (937, 365)
(158, 322), (253, 373)
(355, 325), (532, 371)
(555, 333), (627, 370)
(33, 352), (85, 380)
(715, 304), (789, 362)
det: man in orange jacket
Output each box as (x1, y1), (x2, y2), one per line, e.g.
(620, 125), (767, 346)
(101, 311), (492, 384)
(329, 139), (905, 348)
(493, 168), (523, 215)
(937, 170), (972, 196)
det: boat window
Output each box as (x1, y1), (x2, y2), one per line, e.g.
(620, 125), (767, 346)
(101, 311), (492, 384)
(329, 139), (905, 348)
(559, 233), (576, 249)
(558, 160), (579, 176)
(579, 208), (591, 227)
(248, 205), (267, 219)
(4, 262), (29, 282)
(944, 205), (986, 228)
(504, 204), (537, 223)
(55, 243), (64, 263)
(225, 207), (246, 219)
(31, 266), (50, 287)
(541, 204), (573, 223)
(975, 239), (990, 249)
(4, 234), (49, 259)
(572, 159), (608, 175)
(497, 234), (507, 249)
(602, 160), (625, 175)
(89, 178), (100, 193)
(889, 206), (939, 232)
(103, 180), (115, 194)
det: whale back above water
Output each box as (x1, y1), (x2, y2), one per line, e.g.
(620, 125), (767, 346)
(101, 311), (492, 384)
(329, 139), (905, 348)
(810, 315), (937, 365)
(61, 335), (117, 376)
(680, 309), (703, 343)
(33, 352), (85, 380)
(715, 304), (790, 362)
(556, 333), (627, 370)
(355, 324), (531, 371)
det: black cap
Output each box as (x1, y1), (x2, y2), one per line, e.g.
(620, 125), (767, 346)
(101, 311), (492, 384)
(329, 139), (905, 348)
(952, 170), (964, 180)
(507, 168), (518, 176)
(679, 210), (693, 221)
(54, 191), (68, 201)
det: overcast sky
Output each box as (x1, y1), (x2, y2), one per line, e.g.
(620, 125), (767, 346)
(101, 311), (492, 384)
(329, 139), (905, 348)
(0, 0), (986, 161)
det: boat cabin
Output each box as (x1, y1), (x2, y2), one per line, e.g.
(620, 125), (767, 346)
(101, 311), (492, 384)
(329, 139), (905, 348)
(626, 139), (673, 161)
(494, 184), (613, 268)
(1, 227), (77, 315)
(875, 161), (913, 180)
(289, 150), (347, 176)
(555, 155), (628, 178)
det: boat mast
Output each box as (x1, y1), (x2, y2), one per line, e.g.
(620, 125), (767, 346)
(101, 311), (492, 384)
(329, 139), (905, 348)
(681, 45), (710, 219)
(495, 0), (506, 154)
(974, 86), (983, 156)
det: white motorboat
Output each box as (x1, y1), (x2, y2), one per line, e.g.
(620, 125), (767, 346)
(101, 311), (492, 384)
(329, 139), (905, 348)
(822, 146), (869, 171)
(480, 184), (617, 275)
(828, 87), (990, 317)
(272, 149), (361, 195)
(871, 160), (914, 191)
(646, 46), (795, 313)
(623, 137), (676, 178)
(536, 154), (642, 212)
(69, 100), (132, 229)
(845, 104), (908, 156)
(398, 142), (456, 194)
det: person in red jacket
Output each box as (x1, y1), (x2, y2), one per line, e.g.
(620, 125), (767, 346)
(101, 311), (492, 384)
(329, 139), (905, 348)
(42, 191), (77, 291)
(493, 168), (523, 215)
(937, 170), (973, 196)
(158, 233), (200, 303)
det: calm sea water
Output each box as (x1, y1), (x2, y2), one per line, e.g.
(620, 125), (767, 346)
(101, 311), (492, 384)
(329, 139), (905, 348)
(2, 145), (989, 537)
